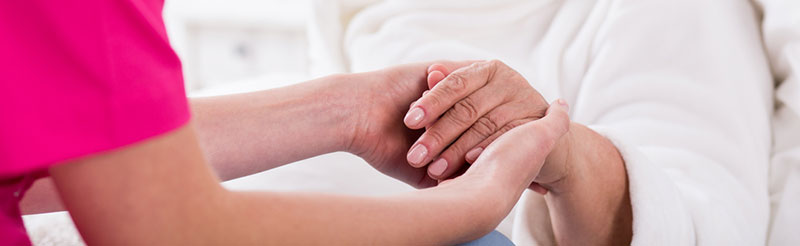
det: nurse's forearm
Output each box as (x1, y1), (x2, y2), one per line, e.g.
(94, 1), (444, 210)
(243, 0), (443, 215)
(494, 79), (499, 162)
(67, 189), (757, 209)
(221, 180), (508, 245)
(190, 75), (354, 180)
(542, 123), (632, 245)
(48, 125), (513, 245)
(21, 75), (361, 214)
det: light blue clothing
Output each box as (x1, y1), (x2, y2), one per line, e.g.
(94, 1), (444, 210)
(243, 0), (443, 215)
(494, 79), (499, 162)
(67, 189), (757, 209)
(458, 231), (514, 246)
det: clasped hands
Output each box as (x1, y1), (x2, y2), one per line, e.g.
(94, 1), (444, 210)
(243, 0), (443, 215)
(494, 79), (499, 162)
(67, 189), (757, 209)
(347, 60), (572, 196)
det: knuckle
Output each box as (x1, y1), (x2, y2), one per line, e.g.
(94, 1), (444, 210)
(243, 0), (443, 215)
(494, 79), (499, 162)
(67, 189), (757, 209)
(499, 124), (515, 134)
(487, 111), (510, 127)
(425, 130), (447, 148)
(534, 101), (549, 118)
(483, 60), (504, 82)
(449, 97), (481, 125)
(424, 91), (445, 109)
(487, 59), (505, 68)
(510, 73), (527, 85)
(443, 144), (465, 159)
(510, 101), (546, 120)
(472, 117), (499, 138)
(441, 72), (469, 95)
(499, 119), (527, 133)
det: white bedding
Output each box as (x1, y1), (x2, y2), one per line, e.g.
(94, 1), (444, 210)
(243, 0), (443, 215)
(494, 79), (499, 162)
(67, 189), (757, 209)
(310, 0), (777, 245)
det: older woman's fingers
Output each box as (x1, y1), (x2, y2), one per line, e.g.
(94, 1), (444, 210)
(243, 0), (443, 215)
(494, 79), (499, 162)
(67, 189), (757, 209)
(427, 104), (536, 179)
(403, 61), (496, 129)
(465, 100), (569, 164)
(406, 86), (506, 167)
(464, 118), (532, 163)
(466, 100), (570, 189)
(474, 100), (570, 162)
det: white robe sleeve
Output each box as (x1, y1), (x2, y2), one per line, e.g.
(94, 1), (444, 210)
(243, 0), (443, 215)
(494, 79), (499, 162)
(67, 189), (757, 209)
(753, 0), (800, 244)
(567, 1), (773, 244)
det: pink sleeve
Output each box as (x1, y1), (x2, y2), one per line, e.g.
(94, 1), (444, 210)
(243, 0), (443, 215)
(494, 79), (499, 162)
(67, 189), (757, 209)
(0, 0), (190, 177)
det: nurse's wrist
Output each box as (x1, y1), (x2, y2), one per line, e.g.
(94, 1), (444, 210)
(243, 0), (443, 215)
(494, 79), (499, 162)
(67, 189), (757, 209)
(435, 172), (517, 234)
(311, 73), (363, 152)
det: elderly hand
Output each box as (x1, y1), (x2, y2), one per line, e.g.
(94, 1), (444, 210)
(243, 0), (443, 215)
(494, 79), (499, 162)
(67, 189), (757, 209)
(457, 99), (571, 194)
(343, 61), (474, 188)
(404, 60), (561, 184)
(409, 61), (632, 245)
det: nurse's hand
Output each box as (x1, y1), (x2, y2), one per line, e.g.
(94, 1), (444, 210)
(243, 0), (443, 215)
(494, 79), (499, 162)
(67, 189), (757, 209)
(343, 61), (473, 188)
(404, 60), (558, 184)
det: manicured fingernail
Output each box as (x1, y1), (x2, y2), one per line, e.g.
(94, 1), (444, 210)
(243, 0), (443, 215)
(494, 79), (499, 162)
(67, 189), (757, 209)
(465, 147), (484, 162)
(404, 107), (425, 126)
(556, 99), (569, 111)
(429, 158), (448, 177)
(407, 144), (428, 166)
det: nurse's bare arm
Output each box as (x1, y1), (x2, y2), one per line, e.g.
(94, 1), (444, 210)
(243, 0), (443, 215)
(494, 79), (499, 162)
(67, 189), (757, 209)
(189, 61), (475, 183)
(45, 125), (482, 245)
(22, 61), (470, 214)
(189, 76), (356, 181)
(45, 101), (569, 245)
(20, 79), (346, 215)
(20, 77), (351, 214)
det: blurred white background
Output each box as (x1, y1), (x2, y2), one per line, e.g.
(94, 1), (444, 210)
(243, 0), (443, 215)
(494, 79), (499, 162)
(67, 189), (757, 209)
(22, 0), (514, 244)
(167, 0), (312, 94)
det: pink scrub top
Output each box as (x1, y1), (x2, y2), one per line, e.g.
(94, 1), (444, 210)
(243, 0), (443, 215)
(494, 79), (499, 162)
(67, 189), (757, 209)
(0, 1), (190, 245)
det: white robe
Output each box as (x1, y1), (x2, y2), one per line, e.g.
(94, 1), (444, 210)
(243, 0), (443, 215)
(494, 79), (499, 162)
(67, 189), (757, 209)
(309, 0), (775, 245)
(756, 0), (800, 245)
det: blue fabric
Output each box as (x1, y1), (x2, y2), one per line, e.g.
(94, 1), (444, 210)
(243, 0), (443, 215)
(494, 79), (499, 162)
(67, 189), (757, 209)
(457, 230), (514, 246)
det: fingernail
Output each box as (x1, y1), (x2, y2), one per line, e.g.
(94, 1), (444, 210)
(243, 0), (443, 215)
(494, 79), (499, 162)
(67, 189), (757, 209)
(422, 90), (429, 96)
(556, 99), (569, 111)
(404, 107), (425, 126)
(465, 147), (484, 162)
(407, 144), (428, 166)
(429, 158), (448, 176)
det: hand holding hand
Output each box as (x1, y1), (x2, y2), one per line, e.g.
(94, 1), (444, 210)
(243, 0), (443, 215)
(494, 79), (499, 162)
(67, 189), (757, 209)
(404, 60), (553, 181)
(343, 62), (472, 188)
(411, 61), (630, 245)
(454, 100), (571, 202)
